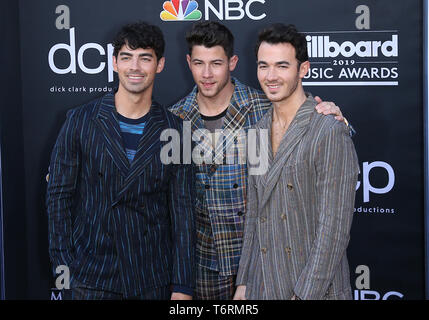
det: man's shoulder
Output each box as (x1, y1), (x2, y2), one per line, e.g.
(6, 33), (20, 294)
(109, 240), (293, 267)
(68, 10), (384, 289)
(167, 90), (196, 117)
(232, 79), (271, 127)
(233, 78), (269, 103)
(66, 93), (108, 119)
(168, 95), (188, 112)
(159, 102), (184, 129)
(311, 110), (349, 138)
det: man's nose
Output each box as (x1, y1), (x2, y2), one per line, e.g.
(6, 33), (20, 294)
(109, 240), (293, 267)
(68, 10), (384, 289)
(130, 57), (139, 70)
(266, 67), (277, 81)
(202, 65), (213, 78)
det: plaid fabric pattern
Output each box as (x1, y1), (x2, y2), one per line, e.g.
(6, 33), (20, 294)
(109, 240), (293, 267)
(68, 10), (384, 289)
(195, 267), (236, 300)
(168, 78), (271, 276)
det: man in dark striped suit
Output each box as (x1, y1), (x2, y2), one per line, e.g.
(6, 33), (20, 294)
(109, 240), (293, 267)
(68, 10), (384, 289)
(46, 22), (195, 300)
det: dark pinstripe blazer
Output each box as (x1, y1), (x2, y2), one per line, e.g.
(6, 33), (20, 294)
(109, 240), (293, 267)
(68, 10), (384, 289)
(46, 93), (195, 297)
(237, 95), (359, 300)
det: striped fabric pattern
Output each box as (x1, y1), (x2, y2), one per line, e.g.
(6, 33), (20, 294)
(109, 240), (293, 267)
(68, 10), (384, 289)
(168, 78), (272, 277)
(236, 95), (360, 300)
(46, 93), (195, 298)
(117, 113), (147, 163)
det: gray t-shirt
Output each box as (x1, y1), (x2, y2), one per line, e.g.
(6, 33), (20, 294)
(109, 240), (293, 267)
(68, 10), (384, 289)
(201, 108), (228, 148)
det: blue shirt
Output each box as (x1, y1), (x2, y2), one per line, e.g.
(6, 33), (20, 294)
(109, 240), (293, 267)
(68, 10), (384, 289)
(117, 113), (148, 163)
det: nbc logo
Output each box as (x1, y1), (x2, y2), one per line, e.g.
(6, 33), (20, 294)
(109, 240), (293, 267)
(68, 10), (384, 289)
(160, 0), (202, 21)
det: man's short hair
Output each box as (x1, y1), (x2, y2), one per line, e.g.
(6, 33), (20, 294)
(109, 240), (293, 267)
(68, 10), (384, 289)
(185, 21), (234, 58)
(255, 23), (308, 64)
(112, 21), (165, 61)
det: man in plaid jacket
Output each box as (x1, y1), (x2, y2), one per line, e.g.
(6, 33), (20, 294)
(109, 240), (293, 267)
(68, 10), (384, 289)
(168, 21), (347, 300)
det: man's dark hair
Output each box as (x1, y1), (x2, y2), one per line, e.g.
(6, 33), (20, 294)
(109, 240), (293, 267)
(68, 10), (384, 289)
(112, 21), (165, 61)
(255, 23), (308, 64)
(185, 21), (234, 58)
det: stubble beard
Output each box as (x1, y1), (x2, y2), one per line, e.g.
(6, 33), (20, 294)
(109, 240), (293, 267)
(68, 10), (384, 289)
(198, 76), (230, 99)
(266, 73), (300, 103)
(120, 77), (151, 95)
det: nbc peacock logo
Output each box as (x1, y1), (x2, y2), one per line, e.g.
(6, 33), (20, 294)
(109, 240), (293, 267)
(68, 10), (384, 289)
(160, 0), (202, 21)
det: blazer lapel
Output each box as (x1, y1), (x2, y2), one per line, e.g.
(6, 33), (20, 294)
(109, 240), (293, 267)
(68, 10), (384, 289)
(94, 94), (130, 177)
(119, 102), (166, 195)
(177, 93), (215, 166)
(258, 96), (316, 210)
(213, 89), (251, 165)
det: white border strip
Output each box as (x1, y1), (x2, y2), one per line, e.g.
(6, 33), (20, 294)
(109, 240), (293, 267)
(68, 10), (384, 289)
(303, 81), (398, 86)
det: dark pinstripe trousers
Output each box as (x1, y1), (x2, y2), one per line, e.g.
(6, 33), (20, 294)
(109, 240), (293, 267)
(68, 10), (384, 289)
(65, 279), (171, 300)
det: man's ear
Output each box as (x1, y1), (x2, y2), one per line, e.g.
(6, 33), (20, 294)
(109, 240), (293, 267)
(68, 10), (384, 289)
(156, 56), (165, 73)
(299, 60), (310, 79)
(229, 55), (239, 72)
(186, 54), (192, 69)
(112, 55), (118, 73)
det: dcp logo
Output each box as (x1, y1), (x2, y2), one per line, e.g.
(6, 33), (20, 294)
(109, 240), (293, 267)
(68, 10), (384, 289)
(48, 28), (115, 82)
(356, 161), (395, 203)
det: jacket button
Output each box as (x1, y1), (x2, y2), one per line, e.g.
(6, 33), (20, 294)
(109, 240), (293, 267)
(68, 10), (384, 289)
(287, 183), (293, 190)
(260, 217), (266, 223)
(210, 166), (216, 173)
(285, 247), (292, 255)
(98, 172), (103, 178)
(205, 184), (210, 190)
(261, 247), (268, 254)
(233, 183), (238, 189)
(281, 214), (287, 220)
(237, 211), (244, 216)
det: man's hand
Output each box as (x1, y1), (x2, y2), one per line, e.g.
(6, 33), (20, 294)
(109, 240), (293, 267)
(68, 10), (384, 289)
(171, 292), (193, 300)
(314, 96), (345, 122)
(233, 285), (247, 300)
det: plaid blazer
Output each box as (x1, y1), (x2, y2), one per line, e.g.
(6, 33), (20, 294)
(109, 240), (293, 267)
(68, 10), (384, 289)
(168, 78), (271, 276)
(47, 93), (195, 297)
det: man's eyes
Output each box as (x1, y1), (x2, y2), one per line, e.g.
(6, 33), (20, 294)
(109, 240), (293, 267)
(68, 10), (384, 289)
(120, 56), (152, 61)
(193, 62), (223, 66)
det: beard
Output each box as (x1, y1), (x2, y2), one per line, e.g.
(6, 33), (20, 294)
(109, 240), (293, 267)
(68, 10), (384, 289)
(197, 76), (230, 99)
(264, 73), (300, 103)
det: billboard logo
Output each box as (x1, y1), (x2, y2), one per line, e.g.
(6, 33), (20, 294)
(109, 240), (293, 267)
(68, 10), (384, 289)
(160, 0), (202, 21)
(306, 35), (398, 58)
(303, 31), (400, 87)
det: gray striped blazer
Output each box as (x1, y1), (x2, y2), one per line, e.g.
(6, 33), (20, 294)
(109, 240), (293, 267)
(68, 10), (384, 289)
(236, 95), (359, 300)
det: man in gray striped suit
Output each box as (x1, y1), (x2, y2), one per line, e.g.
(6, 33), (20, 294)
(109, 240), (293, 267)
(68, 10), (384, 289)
(234, 24), (359, 300)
